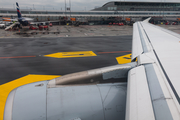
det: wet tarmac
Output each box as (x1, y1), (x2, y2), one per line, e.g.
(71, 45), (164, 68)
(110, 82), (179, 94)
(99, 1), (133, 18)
(0, 25), (133, 38)
(1, 24), (180, 85)
(0, 36), (132, 85)
(1, 24), (180, 38)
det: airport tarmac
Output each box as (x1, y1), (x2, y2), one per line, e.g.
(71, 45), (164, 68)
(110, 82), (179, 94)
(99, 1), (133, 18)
(0, 25), (133, 38)
(0, 35), (132, 119)
(0, 35), (132, 85)
(1, 24), (180, 119)
(0, 24), (180, 38)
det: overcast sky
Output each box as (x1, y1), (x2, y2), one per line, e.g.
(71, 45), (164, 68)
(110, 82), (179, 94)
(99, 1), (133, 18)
(0, 0), (179, 11)
(0, 0), (111, 11)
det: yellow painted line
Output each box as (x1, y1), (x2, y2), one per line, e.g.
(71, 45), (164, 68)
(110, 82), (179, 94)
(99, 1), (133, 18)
(44, 51), (97, 58)
(116, 54), (132, 64)
(0, 74), (60, 120)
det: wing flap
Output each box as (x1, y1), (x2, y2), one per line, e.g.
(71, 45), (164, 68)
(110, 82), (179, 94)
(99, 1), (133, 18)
(126, 66), (155, 120)
(130, 20), (180, 119)
(140, 22), (180, 105)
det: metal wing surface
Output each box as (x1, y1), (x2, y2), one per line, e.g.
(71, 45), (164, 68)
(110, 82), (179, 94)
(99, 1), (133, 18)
(126, 20), (180, 120)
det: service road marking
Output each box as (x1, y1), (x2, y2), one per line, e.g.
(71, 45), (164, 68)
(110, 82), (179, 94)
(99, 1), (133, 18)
(44, 51), (97, 58)
(116, 54), (132, 64)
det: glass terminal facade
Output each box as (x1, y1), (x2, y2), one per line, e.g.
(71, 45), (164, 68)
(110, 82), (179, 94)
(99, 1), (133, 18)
(93, 2), (180, 11)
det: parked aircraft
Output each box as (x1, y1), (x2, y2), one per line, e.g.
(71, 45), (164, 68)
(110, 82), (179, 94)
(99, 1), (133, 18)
(4, 18), (180, 120)
(2, 2), (33, 30)
(16, 2), (34, 26)
(3, 2), (53, 31)
(14, 2), (33, 26)
(3, 2), (33, 26)
(2, 17), (15, 22)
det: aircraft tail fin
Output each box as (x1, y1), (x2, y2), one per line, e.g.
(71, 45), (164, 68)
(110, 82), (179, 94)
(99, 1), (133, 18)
(16, 2), (22, 18)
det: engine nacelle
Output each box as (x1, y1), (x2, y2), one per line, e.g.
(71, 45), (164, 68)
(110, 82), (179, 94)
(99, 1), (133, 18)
(4, 81), (127, 120)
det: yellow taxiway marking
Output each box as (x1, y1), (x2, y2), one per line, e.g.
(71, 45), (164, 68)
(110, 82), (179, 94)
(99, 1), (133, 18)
(116, 54), (132, 64)
(44, 51), (97, 58)
(0, 74), (60, 120)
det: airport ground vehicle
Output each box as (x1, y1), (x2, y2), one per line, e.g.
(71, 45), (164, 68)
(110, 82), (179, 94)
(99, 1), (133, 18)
(118, 23), (124, 26)
(172, 21), (178, 25)
(43, 25), (48, 30)
(29, 25), (38, 30)
(0, 24), (5, 29)
(38, 25), (49, 30)
(165, 21), (171, 25)
(49, 23), (52, 27)
(109, 22), (124, 26)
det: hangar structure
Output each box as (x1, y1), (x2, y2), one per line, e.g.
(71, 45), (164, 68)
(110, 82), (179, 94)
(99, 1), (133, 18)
(0, 0), (180, 23)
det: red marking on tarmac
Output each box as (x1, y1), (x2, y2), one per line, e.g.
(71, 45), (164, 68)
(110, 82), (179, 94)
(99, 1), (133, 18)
(98, 51), (131, 54)
(0, 56), (36, 59)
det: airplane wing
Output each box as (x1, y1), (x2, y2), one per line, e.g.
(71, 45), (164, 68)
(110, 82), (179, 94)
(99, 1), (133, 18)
(126, 19), (180, 120)
(4, 18), (180, 120)
(23, 17), (34, 21)
(2, 18), (18, 22)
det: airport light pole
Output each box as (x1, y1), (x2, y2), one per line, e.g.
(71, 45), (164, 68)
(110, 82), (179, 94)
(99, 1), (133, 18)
(160, 0), (162, 17)
(163, 0), (165, 18)
(65, 0), (67, 24)
(123, 0), (125, 20)
(69, 0), (71, 17)
(119, 0), (121, 22)
(65, 0), (67, 15)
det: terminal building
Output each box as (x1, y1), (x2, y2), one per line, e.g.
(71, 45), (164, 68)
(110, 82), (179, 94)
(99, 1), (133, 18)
(0, 0), (180, 24)
(92, 1), (180, 11)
